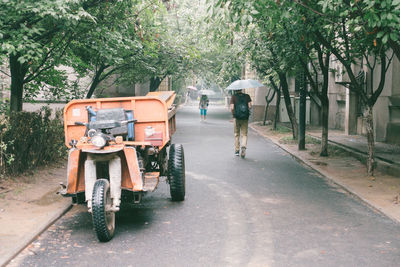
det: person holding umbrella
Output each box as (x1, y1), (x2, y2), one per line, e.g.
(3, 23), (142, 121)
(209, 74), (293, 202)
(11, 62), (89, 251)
(230, 90), (252, 157)
(226, 79), (263, 158)
(199, 94), (209, 121)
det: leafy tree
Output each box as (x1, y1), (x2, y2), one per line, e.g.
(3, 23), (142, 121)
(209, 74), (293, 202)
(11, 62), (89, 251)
(0, 0), (99, 112)
(289, 3), (334, 156)
(213, 0), (398, 173)
(325, 0), (400, 60)
(309, 0), (396, 175)
(88, 0), (207, 95)
(214, 0), (300, 139)
(67, 0), (148, 98)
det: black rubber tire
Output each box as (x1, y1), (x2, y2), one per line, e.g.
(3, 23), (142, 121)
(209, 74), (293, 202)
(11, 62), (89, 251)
(168, 144), (185, 201)
(92, 179), (115, 242)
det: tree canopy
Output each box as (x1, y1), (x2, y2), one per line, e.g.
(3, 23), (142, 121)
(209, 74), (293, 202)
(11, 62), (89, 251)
(1, 0), (399, 114)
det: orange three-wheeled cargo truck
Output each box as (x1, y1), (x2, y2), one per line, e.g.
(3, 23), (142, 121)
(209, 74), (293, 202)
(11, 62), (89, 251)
(59, 91), (185, 242)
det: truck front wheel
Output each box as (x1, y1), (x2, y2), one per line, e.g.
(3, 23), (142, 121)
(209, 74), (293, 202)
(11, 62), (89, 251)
(92, 179), (115, 242)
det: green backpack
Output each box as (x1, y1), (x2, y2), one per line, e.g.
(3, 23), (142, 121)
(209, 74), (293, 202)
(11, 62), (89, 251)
(234, 94), (250, 119)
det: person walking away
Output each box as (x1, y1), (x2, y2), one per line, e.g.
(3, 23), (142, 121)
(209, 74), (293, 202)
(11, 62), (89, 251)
(230, 90), (252, 158)
(199, 95), (209, 121)
(185, 91), (190, 104)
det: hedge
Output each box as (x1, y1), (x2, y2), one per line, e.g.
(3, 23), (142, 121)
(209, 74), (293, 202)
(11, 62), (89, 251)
(0, 107), (67, 177)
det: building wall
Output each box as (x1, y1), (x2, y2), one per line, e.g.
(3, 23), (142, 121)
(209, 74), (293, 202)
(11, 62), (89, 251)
(135, 81), (150, 96)
(158, 77), (171, 91)
(97, 76), (170, 97)
(392, 57), (400, 97)
(309, 101), (320, 126)
(327, 66), (347, 130)
(0, 63), (11, 101)
(385, 56), (400, 143)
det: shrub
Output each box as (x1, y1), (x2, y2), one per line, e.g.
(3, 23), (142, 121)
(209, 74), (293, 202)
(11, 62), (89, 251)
(0, 107), (67, 177)
(174, 94), (183, 105)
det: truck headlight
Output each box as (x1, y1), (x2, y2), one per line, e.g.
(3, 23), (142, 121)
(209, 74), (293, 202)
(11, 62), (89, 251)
(91, 134), (107, 148)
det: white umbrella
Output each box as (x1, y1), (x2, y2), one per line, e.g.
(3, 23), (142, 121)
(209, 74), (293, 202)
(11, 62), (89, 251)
(225, 79), (265, 90)
(187, 86), (197, 91)
(198, 89), (215, 95)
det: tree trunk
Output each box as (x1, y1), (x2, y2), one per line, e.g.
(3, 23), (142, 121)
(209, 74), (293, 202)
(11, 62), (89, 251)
(320, 97), (329, 156)
(9, 54), (28, 112)
(150, 77), (162, 92)
(273, 88), (281, 130)
(263, 88), (276, 125)
(278, 72), (298, 139)
(298, 87), (306, 150)
(365, 106), (375, 176)
(86, 64), (106, 99)
(263, 99), (270, 126)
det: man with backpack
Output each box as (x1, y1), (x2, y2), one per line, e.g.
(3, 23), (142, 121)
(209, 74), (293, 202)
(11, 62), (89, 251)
(230, 90), (252, 158)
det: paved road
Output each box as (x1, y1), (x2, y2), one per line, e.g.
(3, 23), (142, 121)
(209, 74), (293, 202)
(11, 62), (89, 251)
(11, 105), (400, 267)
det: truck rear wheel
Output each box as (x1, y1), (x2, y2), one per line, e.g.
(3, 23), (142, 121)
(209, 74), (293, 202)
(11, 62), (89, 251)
(168, 144), (185, 201)
(92, 179), (115, 242)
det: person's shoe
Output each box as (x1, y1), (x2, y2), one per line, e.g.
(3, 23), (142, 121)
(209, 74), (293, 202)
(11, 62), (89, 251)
(235, 150), (240, 156)
(240, 147), (246, 158)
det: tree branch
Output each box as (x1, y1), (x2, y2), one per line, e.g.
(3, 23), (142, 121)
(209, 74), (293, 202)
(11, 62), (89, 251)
(299, 55), (319, 98)
(369, 51), (386, 106)
(0, 69), (11, 77)
(314, 30), (366, 102)
(25, 33), (74, 83)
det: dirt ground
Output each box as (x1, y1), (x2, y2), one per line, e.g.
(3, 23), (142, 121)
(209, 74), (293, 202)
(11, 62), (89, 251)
(0, 161), (67, 203)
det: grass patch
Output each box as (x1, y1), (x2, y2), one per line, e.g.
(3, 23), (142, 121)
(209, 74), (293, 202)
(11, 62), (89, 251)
(279, 135), (321, 145)
(327, 144), (352, 157)
(279, 136), (296, 144)
(274, 125), (292, 134)
(309, 142), (352, 157)
(305, 136), (321, 145)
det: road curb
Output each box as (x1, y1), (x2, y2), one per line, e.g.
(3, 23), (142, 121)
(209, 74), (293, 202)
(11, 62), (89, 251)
(1, 202), (72, 267)
(250, 125), (400, 225)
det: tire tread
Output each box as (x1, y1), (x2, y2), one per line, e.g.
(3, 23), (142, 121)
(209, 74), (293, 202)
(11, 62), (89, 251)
(168, 144), (185, 201)
(92, 179), (114, 242)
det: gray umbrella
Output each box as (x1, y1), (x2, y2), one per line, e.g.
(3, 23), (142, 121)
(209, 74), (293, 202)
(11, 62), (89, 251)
(225, 79), (265, 90)
(198, 89), (215, 95)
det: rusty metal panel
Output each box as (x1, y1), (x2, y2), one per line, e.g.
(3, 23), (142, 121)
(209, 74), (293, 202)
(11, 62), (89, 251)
(120, 151), (133, 189)
(66, 149), (80, 194)
(143, 172), (160, 192)
(123, 147), (143, 191)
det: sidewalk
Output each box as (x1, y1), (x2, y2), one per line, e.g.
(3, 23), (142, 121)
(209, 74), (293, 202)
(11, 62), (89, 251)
(0, 163), (71, 267)
(250, 122), (400, 223)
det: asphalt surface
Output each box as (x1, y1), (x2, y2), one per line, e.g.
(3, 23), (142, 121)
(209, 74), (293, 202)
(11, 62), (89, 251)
(9, 105), (400, 267)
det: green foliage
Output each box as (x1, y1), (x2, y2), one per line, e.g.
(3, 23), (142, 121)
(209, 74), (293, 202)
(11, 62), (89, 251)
(319, 0), (400, 45)
(0, 118), (14, 177)
(0, 107), (66, 176)
(0, 0), (94, 63)
(0, 0), (99, 111)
